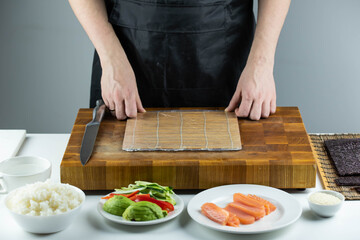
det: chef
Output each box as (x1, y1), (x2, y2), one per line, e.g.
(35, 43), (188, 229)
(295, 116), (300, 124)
(69, 0), (290, 120)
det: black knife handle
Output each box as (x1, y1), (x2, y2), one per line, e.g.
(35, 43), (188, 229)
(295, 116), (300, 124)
(93, 99), (105, 123)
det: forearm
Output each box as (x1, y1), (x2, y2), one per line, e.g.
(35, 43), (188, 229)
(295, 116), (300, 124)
(69, 0), (144, 118)
(248, 0), (291, 65)
(68, 0), (126, 64)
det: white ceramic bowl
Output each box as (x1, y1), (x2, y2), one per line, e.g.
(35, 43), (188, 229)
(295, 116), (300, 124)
(0, 156), (51, 193)
(5, 184), (85, 234)
(308, 190), (344, 217)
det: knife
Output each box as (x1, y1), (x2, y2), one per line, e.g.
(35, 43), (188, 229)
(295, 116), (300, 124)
(80, 99), (106, 165)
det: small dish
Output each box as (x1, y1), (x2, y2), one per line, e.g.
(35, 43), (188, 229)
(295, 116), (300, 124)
(0, 156), (51, 193)
(308, 190), (344, 217)
(5, 184), (85, 234)
(98, 194), (184, 226)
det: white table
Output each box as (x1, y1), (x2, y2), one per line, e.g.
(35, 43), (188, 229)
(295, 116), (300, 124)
(0, 134), (358, 240)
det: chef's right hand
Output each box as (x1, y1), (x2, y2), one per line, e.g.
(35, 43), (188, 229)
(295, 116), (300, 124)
(100, 56), (146, 120)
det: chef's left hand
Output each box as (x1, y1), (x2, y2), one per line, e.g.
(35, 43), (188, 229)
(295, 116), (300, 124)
(225, 58), (276, 120)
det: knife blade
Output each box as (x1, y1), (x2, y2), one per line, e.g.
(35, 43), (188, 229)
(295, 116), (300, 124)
(80, 99), (106, 165)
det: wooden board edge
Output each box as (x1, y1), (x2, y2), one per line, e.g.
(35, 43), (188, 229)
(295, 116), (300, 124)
(308, 135), (330, 190)
(60, 109), (83, 170)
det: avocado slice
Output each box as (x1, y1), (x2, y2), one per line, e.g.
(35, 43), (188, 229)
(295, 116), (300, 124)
(122, 201), (168, 221)
(103, 195), (134, 216)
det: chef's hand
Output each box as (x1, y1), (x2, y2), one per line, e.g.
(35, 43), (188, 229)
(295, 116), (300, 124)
(224, 0), (291, 120)
(68, 0), (145, 120)
(101, 55), (145, 120)
(225, 59), (276, 120)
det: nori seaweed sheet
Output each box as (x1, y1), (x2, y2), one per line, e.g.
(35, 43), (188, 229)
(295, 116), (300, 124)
(324, 138), (360, 176)
(335, 176), (360, 186)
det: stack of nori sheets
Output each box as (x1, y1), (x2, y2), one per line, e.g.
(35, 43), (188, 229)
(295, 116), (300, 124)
(325, 138), (360, 193)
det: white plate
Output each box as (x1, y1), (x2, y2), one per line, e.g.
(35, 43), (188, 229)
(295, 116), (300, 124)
(98, 194), (184, 226)
(187, 184), (302, 234)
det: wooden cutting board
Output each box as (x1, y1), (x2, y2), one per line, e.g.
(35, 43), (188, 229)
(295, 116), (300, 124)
(122, 110), (241, 151)
(60, 107), (316, 190)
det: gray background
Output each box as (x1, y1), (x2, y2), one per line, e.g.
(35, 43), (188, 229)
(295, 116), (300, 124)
(0, 0), (359, 133)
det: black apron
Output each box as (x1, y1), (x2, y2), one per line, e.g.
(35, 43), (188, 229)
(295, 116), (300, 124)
(90, 0), (255, 108)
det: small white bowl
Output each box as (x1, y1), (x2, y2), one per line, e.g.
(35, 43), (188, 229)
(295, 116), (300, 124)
(5, 184), (85, 234)
(0, 156), (51, 193)
(308, 190), (344, 217)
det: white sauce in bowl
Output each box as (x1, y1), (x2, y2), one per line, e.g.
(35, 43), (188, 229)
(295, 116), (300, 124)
(309, 192), (341, 205)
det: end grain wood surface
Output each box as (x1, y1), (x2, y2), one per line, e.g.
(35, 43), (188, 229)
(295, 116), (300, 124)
(60, 107), (316, 190)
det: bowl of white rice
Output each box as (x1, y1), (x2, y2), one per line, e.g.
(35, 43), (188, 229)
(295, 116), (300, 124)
(5, 180), (85, 234)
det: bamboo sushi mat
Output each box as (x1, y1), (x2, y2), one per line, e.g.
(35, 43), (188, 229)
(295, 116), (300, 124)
(122, 110), (242, 151)
(309, 133), (360, 200)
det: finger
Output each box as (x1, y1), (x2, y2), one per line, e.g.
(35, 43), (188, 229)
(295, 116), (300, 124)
(101, 93), (112, 110)
(235, 97), (253, 118)
(102, 97), (109, 108)
(270, 98), (277, 114)
(136, 94), (146, 113)
(107, 99), (115, 111)
(124, 95), (137, 118)
(249, 100), (262, 120)
(115, 99), (126, 120)
(112, 89), (126, 120)
(261, 100), (270, 118)
(107, 97), (116, 116)
(104, 97), (115, 116)
(225, 90), (241, 112)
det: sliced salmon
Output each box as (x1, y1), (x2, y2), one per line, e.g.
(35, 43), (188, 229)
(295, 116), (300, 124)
(247, 194), (272, 213)
(230, 201), (265, 220)
(233, 193), (268, 214)
(226, 213), (240, 227)
(247, 194), (276, 213)
(201, 203), (230, 225)
(224, 204), (255, 225)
